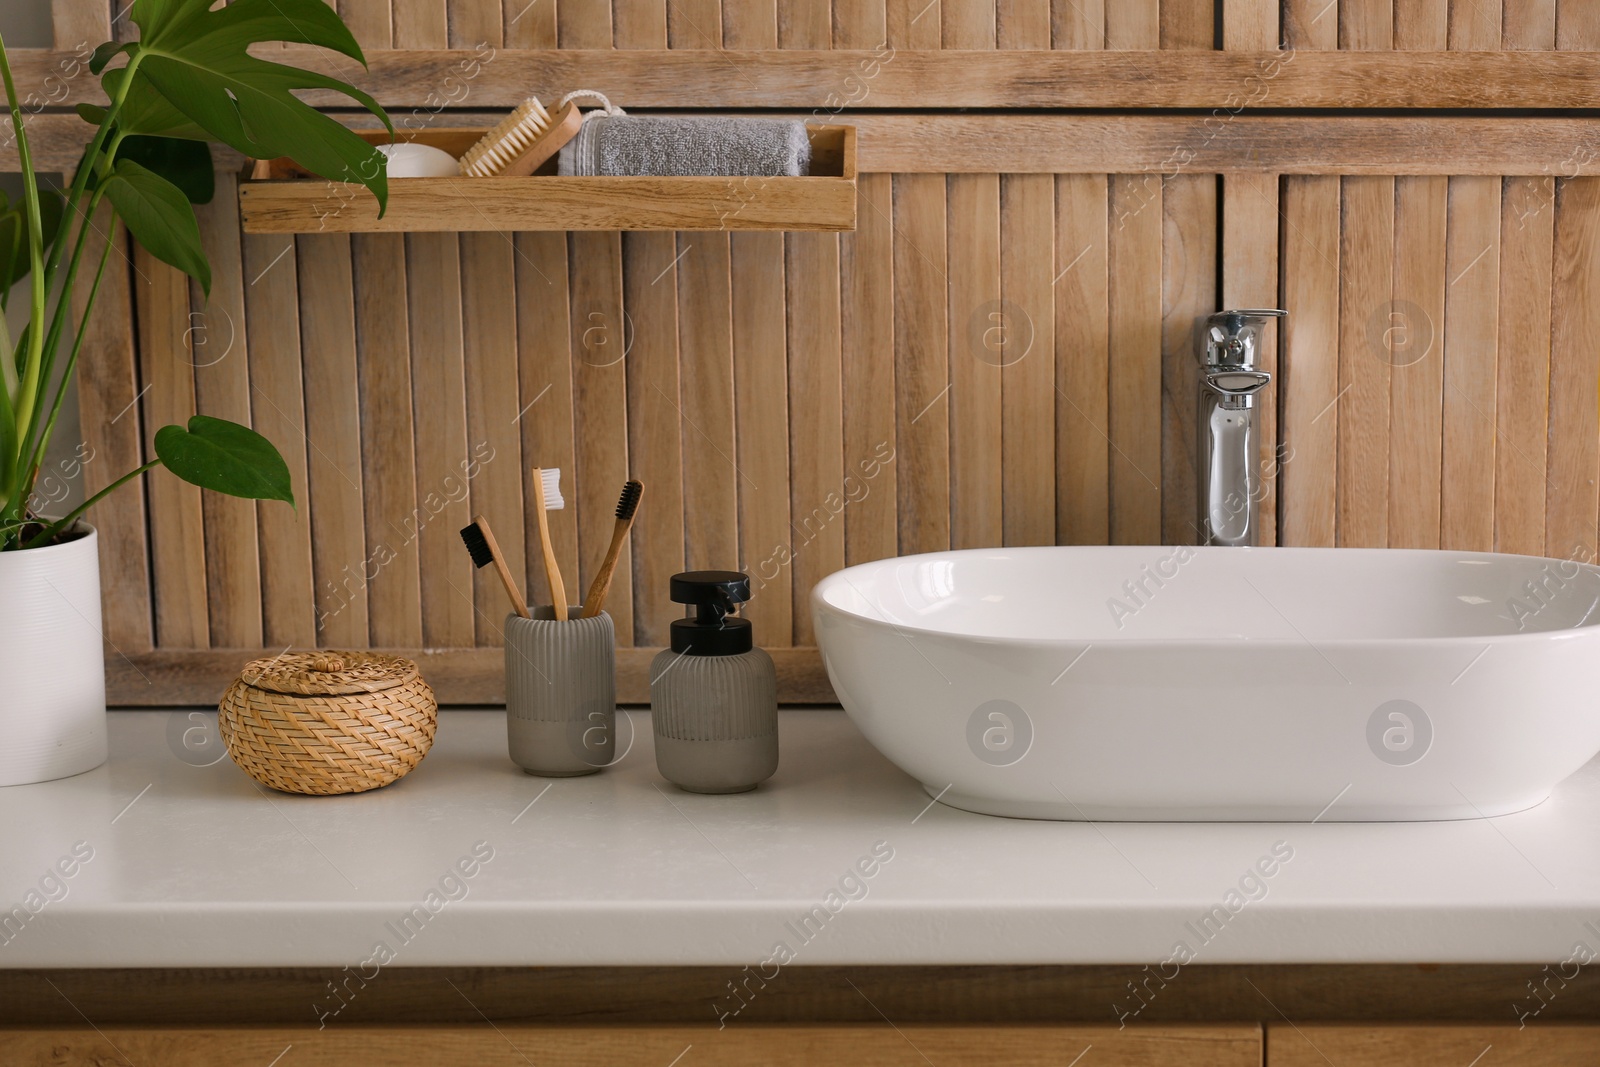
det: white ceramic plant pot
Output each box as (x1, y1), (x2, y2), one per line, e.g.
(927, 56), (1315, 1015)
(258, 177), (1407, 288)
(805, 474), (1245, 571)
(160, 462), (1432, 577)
(0, 525), (108, 786)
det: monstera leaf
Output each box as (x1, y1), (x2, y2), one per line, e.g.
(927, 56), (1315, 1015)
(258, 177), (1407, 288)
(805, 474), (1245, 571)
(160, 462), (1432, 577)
(93, 0), (390, 209)
(102, 159), (210, 293)
(154, 416), (294, 505)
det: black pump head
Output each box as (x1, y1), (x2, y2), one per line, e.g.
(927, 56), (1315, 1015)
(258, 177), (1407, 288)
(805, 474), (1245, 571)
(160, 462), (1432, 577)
(669, 570), (754, 656)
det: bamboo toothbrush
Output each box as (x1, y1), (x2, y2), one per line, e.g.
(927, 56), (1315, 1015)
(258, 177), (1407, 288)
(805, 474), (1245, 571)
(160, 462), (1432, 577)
(530, 467), (569, 621)
(459, 516), (530, 619)
(581, 480), (643, 619)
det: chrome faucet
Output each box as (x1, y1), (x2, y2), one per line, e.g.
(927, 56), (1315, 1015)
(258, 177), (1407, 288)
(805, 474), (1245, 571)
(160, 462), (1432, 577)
(1197, 309), (1286, 547)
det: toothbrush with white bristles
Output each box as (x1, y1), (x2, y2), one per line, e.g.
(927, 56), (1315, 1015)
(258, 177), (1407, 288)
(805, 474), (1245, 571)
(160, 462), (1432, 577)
(530, 467), (569, 620)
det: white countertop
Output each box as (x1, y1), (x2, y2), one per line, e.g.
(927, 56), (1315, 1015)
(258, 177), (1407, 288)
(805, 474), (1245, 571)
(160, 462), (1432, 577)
(2, 708), (1599, 968)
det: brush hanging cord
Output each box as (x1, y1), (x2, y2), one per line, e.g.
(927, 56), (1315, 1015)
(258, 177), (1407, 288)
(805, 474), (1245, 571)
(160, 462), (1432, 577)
(559, 90), (625, 124)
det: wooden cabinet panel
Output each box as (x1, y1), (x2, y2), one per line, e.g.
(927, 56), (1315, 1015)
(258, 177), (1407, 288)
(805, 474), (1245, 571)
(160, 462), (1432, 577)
(0, 1024), (1262, 1066)
(1270, 1024), (1600, 1065)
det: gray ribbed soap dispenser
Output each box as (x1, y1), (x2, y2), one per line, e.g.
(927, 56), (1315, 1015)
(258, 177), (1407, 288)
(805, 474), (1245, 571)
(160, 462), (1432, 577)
(651, 571), (778, 793)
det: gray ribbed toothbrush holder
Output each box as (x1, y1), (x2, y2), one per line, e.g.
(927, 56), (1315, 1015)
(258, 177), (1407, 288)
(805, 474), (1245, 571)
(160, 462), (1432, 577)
(504, 607), (616, 777)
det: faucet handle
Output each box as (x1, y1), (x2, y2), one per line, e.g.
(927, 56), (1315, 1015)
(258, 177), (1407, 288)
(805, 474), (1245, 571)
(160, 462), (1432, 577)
(1203, 368), (1272, 399)
(1202, 309), (1286, 369)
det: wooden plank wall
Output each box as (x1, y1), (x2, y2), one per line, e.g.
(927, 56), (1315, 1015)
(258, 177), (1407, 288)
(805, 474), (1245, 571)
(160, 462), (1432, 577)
(43, 0), (1600, 703)
(1278, 0), (1600, 564)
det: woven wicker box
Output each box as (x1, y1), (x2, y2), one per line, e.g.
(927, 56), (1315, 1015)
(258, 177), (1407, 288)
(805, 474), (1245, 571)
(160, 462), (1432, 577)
(219, 651), (437, 795)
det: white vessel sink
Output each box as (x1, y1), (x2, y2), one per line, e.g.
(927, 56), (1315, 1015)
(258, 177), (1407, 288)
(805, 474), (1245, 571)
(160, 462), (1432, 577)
(812, 546), (1600, 821)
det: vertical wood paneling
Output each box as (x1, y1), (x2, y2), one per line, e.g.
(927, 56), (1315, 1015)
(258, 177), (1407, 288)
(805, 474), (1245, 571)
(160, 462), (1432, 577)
(460, 232), (526, 642)
(1104, 0), (1159, 547)
(1284, 0), (1338, 48)
(621, 233), (684, 646)
(73, 209), (152, 651)
(351, 234), (423, 647)
(1280, 175), (1341, 548)
(676, 233), (740, 572)
(945, 174), (1002, 550)
(996, 0), (1054, 546)
(996, 0), (1047, 49)
(449, 0), (503, 46)
(1494, 176), (1555, 555)
(567, 232), (634, 639)
(668, 0), (724, 45)
(514, 233), (580, 611)
(1440, 177), (1501, 552)
(840, 174), (900, 566)
(1221, 175), (1281, 545)
(785, 233), (843, 645)
(1055, 174), (1110, 545)
(892, 173), (952, 555)
(1052, 0), (1104, 48)
(51, 0), (109, 48)
(1395, 0), (1448, 47)
(944, 0), (1000, 551)
(1556, 29), (1600, 555)
(559, 0), (613, 46)
(1448, 0), (1500, 47)
(392, 0), (448, 48)
(1223, 0), (1276, 49)
(339, 0), (394, 50)
(1341, 0), (1394, 48)
(1051, 0), (1107, 543)
(1337, 177), (1395, 548)
(1104, 0), (1158, 48)
(1386, 176), (1448, 549)
(947, 0), (996, 48)
(295, 234), (370, 648)
(1392, 0), (1449, 563)
(1503, 0), (1556, 48)
(1547, 179), (1600, 561)
(730, 232), (792, 644)
(1163, 175), (1218, 548)
(503, 0), (556, 47)
(833, 0), (885, 46)
(1436, 0), (1504, 551)
(615, 0), (668, 46)
(191, 175), (263, 648)
(1108, 176), (1163, 545)
(82, 0), (1600, 685)
(137, 252), (209, 648)
(778, 0), (831, 46)
(1557, 0), (1600, 48)
(724, 0), (779, 46)
(1000, 174), (1056, 546)
(1161, 0), (1215, 49)
(887, 0), (942, 47)
(405, 233), (475, 645)
(246, 230), (319, 650)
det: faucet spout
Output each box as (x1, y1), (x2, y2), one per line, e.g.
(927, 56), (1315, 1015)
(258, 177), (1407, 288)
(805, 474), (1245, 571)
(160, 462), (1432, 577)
(1197, 309), (1285, 547)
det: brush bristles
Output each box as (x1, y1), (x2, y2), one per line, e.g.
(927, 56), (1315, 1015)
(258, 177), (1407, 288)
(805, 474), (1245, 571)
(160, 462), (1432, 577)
(459, 522), (495, 568)
(539, 468), (564, 510)
(615, 480), (643, 521)
(460, 98), (553, 178)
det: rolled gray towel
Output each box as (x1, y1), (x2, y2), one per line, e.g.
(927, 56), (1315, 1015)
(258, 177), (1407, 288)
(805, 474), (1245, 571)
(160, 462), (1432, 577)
(557, 116), (811, 177)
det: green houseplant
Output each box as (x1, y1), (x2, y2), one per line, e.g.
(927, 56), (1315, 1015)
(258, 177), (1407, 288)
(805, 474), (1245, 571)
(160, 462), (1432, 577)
(0, 0), (391, 786)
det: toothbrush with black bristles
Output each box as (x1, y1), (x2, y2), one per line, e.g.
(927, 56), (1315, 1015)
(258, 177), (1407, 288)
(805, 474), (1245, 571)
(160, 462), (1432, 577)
(580, 480), (643, 619)
(460, 516), (531, 619)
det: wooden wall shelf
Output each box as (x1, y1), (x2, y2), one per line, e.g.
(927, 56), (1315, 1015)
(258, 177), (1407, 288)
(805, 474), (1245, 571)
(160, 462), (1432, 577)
(237, 126), (856, 233)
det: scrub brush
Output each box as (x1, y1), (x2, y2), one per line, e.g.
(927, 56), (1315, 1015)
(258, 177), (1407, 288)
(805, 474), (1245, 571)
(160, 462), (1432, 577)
(530, 467), (570, 620)
(581, 480), (643, 619)
(459, 97), (582, 178)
